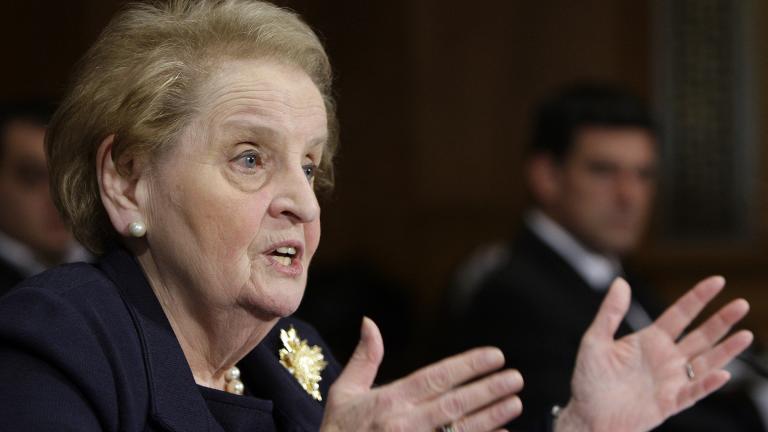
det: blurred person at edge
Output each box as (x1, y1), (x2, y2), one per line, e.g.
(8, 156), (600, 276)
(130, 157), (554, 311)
(0, 3), (754, 432)
(0, 104), (89, 296)
(455, 84), (766, 431)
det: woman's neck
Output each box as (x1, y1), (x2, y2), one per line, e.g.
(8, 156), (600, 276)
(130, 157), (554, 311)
(136, 250), (277, 391)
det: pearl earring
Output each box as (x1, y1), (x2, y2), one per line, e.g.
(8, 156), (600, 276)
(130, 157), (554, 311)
(128, 221), (147, 238)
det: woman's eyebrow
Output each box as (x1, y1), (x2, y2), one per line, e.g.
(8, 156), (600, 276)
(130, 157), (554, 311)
(222, 117), (327, 147)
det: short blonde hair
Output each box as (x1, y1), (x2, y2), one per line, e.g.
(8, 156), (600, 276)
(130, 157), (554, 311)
(47, 0), (337, 254)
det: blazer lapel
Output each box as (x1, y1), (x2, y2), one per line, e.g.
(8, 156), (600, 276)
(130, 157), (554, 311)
(99, 248), (220, 432)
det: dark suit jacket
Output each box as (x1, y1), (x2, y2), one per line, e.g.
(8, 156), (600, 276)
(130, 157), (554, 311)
(0, 247), (341, 431)
(461, 226), (765, 432)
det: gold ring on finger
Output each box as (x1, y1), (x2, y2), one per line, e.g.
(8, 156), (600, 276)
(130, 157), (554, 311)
(685, 362), (695, 381)
(436, 423), (457, 432)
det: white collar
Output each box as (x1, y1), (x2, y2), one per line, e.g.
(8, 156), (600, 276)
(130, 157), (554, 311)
(0, 230), (91, 278)
(526, 209), (622, 291)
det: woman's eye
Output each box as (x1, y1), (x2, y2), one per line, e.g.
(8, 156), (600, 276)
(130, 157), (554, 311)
(302, 163), (317, 181)
(234, 152), (262, 171)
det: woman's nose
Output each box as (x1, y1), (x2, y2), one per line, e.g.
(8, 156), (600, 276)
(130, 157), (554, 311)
(268, 166), (320, 223)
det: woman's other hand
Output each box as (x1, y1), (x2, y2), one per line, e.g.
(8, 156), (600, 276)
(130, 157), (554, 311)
(321, 318), (523, 432)
(557, 276), (753, 432)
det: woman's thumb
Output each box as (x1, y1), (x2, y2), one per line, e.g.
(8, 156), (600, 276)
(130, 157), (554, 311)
(332, 317), (384, 394)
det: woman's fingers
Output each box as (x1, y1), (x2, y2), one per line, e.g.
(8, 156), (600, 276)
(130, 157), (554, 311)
(690, 330), (754, 377)
(412, 369), (524, 429)
(330, 317), (384, 396)
(676, 370), (731, 410)
(451, 394), (522, 432)
(654, 276), (725, 340)
(677, 298), (749, 358)
(674, 330), (753, 411)
(328, 340), (517, 432)
(391, 347), (505, 402)
(585, 278), (631, 341)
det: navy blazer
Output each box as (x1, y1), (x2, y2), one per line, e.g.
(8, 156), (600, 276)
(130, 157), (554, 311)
(0, 247), (341, 431)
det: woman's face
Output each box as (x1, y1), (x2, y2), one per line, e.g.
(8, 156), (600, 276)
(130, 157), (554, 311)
(140, 59), (326, 319)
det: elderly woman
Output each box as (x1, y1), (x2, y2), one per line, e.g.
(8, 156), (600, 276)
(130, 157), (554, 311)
(0, 1), (752, 431)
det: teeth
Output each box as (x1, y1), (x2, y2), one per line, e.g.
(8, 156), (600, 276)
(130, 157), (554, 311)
(276, 246), (297, 256)
(275, 256), (292, 266)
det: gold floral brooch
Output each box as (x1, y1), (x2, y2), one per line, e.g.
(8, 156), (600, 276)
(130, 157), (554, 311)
(278, 326), (328, 401)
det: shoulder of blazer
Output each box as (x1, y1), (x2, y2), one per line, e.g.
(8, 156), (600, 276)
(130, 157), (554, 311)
(0, 262), (151, 431)
(510, 226), (595, 292)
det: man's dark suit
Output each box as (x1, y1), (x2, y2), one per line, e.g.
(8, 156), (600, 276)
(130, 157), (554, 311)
(0, 247), (341, 431)
(461, 226), (765, 431)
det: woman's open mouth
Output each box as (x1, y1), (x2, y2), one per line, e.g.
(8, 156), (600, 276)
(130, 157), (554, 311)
(265, 242), (304, 276)
(270, 246), (297, 266)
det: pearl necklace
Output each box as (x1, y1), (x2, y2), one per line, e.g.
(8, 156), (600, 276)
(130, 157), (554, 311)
(225, 366), (244, 395)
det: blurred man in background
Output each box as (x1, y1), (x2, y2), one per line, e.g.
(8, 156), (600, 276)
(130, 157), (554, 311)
(455, 84), (765, 431)
(0, 103), (89, 296)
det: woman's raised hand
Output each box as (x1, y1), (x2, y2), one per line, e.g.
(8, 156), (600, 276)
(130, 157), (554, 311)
(321, 318), (523, 432)
(557, 277), (753, 432)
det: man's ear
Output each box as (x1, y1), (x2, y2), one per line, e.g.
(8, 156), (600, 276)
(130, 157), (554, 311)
(526, 153), (562, 207)
(97, 135), (146, 237)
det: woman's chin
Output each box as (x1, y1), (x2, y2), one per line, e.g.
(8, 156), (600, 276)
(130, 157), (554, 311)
(241, 285), (305, 320)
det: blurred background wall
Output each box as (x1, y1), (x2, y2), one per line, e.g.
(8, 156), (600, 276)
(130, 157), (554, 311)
(2, 0), (766, 372)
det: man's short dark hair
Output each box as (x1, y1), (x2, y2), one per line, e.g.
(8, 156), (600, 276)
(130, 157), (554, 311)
(530, 83), (656, 161)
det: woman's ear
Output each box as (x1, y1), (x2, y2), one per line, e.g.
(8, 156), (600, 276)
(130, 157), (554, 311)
(97, 135), (146, 237)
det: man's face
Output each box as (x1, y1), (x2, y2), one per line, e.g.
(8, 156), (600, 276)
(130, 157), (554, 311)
(0, 120), (72, 260)
(546, 126), (657, 255)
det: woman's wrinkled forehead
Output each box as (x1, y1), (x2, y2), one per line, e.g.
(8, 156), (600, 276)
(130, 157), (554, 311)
(178, 59), (328, 150)
(198, 58), (325, 112)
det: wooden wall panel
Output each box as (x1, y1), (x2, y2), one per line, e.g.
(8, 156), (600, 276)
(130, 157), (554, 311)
(1, 0), (766, 350)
